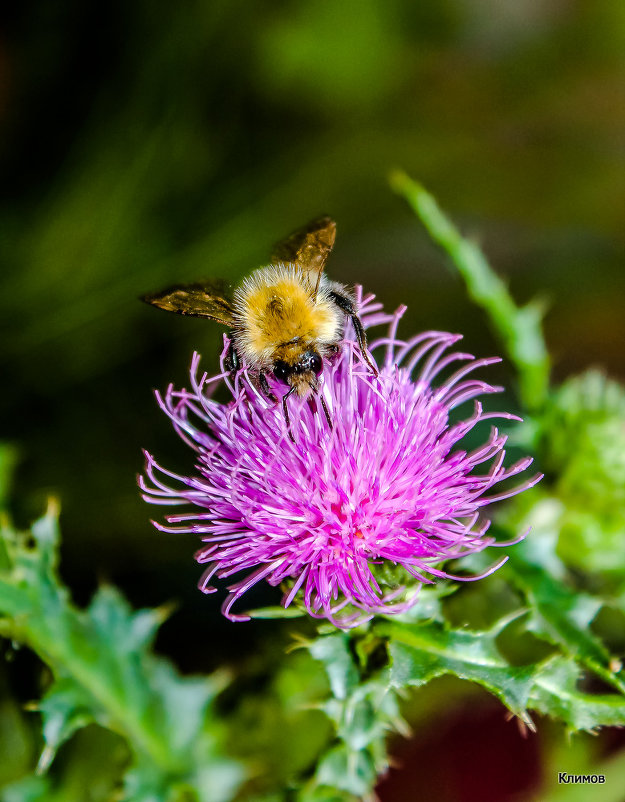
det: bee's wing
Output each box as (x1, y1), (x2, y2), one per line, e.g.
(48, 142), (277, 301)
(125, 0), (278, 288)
(271, 217), (336, 279)
(142, 279), (235, 325)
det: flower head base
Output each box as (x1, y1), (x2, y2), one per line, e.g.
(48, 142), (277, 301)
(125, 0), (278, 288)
(140, 290), (540, 628)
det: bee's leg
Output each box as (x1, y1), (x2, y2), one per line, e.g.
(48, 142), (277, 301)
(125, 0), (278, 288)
(350, 314), (379, 377)
(307, 392), (333, 430)
(282, 387), (296, 443)
(224, 341), (240, 378)
(258, 370), (278, 403)
(328, 291), (378, 376)
(319, 393), (333, 430)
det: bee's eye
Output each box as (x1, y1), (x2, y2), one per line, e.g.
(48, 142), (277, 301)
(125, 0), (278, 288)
(298, 351), (323, 376)
(308, 354), (323, 376)
(273, 360), (290, 384)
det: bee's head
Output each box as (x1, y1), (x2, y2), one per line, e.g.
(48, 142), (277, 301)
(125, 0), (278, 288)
(273, 349), (323, 396)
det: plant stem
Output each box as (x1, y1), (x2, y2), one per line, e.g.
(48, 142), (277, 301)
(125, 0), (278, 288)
(390, 170), (550, 410)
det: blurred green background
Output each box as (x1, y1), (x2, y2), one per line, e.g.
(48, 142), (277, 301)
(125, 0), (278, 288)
(1, 0), (623, 758)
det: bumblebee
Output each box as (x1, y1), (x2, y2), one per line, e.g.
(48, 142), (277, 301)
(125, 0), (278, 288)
(142, 217), (377, 435)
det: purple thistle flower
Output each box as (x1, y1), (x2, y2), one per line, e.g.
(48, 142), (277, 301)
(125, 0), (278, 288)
(140, 289), (541, 628)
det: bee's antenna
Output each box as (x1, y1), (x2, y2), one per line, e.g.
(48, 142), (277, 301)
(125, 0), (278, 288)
(282, 387), (296, 443)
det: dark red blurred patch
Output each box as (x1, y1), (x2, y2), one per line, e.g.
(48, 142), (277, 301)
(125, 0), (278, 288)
(376, 698), (542, 802)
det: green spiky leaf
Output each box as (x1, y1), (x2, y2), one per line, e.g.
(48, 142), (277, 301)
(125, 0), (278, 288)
(382, 617), (536, 721)
(381, 614), (625, 733)
(306, 632), (405, 801)
(529, 657), (625, 732)
(315, 744), (376, 798)
(506, 541), (625, 695)
(0, 504), (244, 801)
